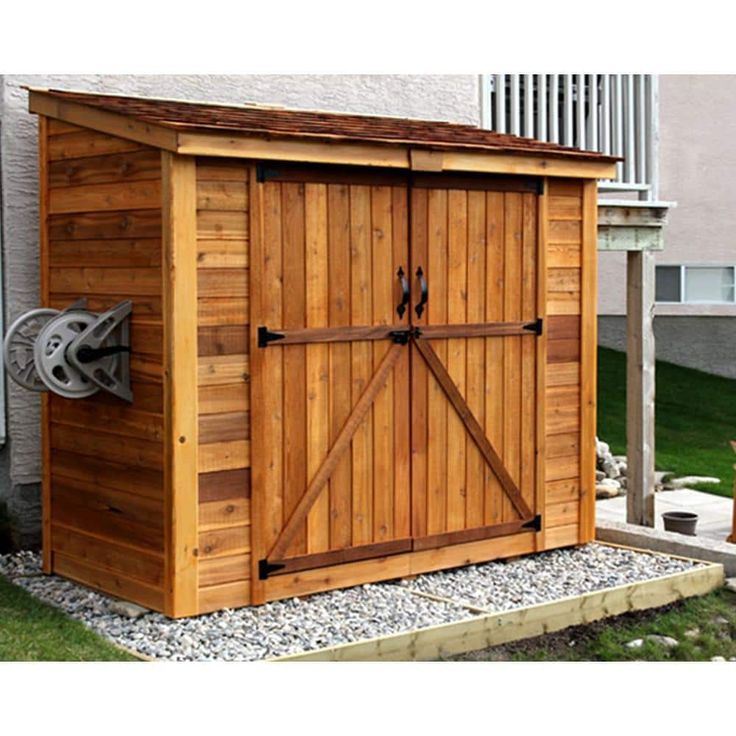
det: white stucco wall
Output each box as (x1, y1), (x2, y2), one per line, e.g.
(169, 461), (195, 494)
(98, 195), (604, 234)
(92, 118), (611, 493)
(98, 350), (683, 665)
(0, 73), (480, 541)
(598, 74), (736, 317)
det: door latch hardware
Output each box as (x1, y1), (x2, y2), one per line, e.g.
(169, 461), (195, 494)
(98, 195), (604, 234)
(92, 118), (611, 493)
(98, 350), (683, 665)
(258, 559), (286, 580)
(258, 326), (286, 348)
(523, 318), (543, 335)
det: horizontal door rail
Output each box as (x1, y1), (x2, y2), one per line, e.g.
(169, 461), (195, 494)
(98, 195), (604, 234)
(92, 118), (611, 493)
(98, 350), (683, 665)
(412, 516), (541, 552)
(258, 319), (543, 348)
(258, 324), (400, 347)
(260, 538), (414, 578)
(419, 320), (542, 339)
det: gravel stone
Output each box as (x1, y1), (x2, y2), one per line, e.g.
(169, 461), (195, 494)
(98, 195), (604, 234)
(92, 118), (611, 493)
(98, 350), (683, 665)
(645, 634), (678, 649)
(406, 544), (703, 613)
(626, 639), (644, 649)
(0, 543), (705, 661)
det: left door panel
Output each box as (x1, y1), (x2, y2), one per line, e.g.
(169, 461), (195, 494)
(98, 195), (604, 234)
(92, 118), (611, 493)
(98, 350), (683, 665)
(251, 167), (412, 584)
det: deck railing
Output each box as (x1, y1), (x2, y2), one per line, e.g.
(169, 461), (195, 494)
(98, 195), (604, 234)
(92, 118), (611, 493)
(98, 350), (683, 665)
(480, 74), (659, 200)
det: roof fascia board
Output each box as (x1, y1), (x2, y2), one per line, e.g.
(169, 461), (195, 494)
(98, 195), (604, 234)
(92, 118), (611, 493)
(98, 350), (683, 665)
(28, 90), (179, 152)
(177, 131), (617, 179)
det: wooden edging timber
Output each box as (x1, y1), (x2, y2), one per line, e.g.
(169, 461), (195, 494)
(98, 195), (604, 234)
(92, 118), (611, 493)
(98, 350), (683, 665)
(270, 558), (724, 661)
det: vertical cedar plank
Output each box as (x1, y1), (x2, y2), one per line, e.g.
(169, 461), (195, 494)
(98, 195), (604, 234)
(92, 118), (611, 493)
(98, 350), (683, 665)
(370, 186), (394, 542)
(580, 180), (598, 542)
(520, 193), (537, 515)
(484, 191), (505, 525)
(249, 176), (283, 604)
(502, 192), (522, 523)
(465, 191), (486, 529)
(392, 186), (411, 539)
(305, 183), (330, 553)
(350, 185), (373, 545)
(162, 153), (199, 617)
(446, 189), (468, 532)
(535, 182), (549, 550)
(281, 183), (307, 555)
(410, 188), (429, 538)
(426, 189), (447, 535)
(39, 116), (52, 573)
(327, 184), (352, 550)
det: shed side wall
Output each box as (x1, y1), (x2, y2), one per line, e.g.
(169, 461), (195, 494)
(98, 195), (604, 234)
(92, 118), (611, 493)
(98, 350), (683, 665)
(544, 179), (585, 547)
(195, 158), (252, 613)
(43, 119), (165, 611)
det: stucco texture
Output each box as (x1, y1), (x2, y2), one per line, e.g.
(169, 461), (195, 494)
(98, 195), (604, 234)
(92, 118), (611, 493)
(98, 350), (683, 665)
(0, 74), (480, 542)
(598, 74), (736, 318)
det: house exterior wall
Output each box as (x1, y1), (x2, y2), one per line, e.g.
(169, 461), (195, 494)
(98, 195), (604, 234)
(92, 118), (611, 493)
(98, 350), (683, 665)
(599, 315), (736, 379)
(0, 74), (480, 546)
(599, 74), (736, 319)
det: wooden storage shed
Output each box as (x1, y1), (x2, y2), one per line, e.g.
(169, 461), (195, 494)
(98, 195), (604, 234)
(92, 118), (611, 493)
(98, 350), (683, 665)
(27, 88), (617, 617)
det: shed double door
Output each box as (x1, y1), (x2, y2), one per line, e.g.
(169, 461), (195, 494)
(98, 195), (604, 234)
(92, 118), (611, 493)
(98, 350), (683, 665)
(252, 164), (541, 582)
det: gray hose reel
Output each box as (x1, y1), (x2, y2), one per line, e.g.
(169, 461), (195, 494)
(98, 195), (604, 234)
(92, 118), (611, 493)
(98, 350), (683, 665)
(3, 299), (133, 402)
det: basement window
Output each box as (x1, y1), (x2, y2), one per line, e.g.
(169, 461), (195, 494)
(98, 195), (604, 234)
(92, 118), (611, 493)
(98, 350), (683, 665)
(655, 265), (736, 304)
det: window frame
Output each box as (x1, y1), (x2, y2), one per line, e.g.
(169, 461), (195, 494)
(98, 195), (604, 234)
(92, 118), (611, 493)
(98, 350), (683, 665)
(655, 264), (736, 305)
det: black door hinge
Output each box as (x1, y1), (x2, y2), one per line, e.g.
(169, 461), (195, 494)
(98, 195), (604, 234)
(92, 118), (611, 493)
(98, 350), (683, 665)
(523, 318), (543, 336)
(257, 326), (286, 348)
(522, 514), (542, 532)
(258, 559), (286, 580)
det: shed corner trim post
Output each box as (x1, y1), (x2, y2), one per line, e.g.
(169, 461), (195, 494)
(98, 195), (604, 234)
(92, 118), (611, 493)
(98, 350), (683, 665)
(162, 151), (199, 617)
(580, 179), (598, 542)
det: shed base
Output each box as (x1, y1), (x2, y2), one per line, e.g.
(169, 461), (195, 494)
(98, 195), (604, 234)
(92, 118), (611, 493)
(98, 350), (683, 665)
(271, 546), (723, 661)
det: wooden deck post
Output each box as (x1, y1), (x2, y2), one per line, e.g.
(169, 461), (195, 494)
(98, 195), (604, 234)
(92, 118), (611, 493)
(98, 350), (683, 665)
(626, 250), (656, 526)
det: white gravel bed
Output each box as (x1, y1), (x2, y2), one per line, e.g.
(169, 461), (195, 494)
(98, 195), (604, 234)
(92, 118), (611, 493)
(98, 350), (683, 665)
(406, 543), (704, 611)
(0, 556), (474, 661)
(0, 543), (706, 660)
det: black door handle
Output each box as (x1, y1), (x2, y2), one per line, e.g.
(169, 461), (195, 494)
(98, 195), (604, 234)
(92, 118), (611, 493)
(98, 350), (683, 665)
(415, 267), (428, 319)
(396, 267), (410, 319)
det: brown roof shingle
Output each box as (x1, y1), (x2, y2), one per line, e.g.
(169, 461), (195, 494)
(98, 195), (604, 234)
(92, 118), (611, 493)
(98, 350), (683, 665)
(30, 87), (618, 163)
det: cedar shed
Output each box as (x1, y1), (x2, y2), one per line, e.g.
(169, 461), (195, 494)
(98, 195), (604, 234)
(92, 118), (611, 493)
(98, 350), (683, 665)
(27, 88), (617, 617)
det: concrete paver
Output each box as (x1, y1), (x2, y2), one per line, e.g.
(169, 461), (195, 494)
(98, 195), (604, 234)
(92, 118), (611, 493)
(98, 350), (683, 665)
(597, 489), (733, 543)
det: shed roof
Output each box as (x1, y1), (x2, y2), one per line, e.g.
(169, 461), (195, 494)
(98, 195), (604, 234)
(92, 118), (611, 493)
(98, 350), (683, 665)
(27, 87), (618, 164)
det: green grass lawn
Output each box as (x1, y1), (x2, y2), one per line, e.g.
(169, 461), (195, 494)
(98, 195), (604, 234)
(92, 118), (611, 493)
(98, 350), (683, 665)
(598, 347), (736, 497)
(0, 574), (137, 661)
(452, 587), (736, 661)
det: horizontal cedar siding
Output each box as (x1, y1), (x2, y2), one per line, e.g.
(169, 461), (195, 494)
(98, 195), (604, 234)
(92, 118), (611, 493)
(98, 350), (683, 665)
(45, 122), (165, 606)
(195, 158), (252, 606)
(545, 179), (583, 541)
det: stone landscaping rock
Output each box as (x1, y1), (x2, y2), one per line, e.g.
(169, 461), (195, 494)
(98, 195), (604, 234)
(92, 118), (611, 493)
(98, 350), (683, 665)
(596, 483), (619, 499)
(108, 600), (150, 619)
(625, 639), (644, 649)
(711, 656), (726, 662)
(596, 470), (606, 482)
(644, 634), (678, 649)
(655, 471), (675, 485)
(683, 628), (701, 640)
(723, 577), (736, 593)
(666, 476), (721, 489)
(601, 457), (620, 479)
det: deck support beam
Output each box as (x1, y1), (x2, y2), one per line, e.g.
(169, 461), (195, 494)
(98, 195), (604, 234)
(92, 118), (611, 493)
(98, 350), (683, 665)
(626, 250), (656, 526)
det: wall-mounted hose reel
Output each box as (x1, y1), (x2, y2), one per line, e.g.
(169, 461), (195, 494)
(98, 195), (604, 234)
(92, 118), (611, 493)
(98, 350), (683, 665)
(3, 299), (133, 402)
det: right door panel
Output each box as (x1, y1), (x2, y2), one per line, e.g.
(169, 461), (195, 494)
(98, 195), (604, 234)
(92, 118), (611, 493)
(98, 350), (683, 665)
(410, 177), (540, 548)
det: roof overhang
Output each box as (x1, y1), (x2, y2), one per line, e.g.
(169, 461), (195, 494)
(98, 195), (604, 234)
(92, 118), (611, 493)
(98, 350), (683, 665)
(28, 88), (618, 180)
